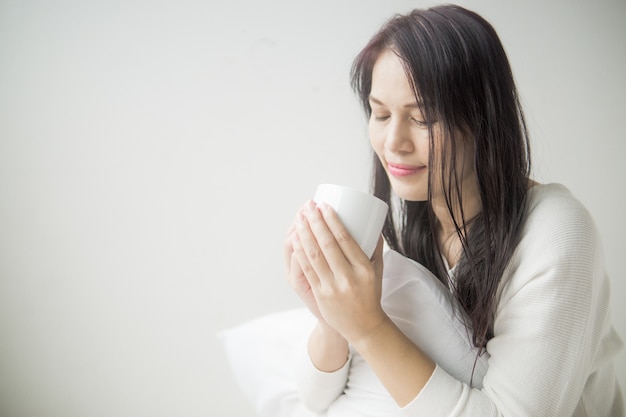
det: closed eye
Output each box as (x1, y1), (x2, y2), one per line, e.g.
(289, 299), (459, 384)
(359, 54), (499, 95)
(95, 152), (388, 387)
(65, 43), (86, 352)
(411, 117), (429, 127)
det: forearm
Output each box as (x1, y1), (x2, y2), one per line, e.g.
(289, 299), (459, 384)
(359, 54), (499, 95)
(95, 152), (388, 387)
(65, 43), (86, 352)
(308, 320), (350, 372)
(294, 320), (351, 413)
(351, 315), (436, 407)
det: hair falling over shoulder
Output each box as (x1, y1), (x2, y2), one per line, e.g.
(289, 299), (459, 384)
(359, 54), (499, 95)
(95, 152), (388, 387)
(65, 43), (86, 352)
(351, 5), (531, 349)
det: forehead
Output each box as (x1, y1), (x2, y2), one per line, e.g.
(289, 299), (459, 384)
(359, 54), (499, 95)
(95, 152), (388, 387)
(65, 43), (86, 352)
(370, 50), (417, 105)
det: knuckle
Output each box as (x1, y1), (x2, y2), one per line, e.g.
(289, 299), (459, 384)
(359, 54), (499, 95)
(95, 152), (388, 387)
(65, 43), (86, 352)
(300, 262), (315, 276)
(334, 281), (350, 296)
(317, 286), (333, 300)
(318, 236), (335, 251)
(307, 247), (323, 262)
(305, 216), (319, 230)
(335, 229), (352, 244)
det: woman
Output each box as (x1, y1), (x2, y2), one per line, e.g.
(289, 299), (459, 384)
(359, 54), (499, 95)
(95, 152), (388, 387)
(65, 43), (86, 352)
(285, 5), (623, 416)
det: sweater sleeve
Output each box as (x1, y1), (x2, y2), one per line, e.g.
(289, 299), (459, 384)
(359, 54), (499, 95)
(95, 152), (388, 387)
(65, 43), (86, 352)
(293, 338), (352, 413)
(402, 187), (614, 416)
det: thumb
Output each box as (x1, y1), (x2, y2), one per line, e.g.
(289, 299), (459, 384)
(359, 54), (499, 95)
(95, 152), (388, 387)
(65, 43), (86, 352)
(371, 236), (385, 271)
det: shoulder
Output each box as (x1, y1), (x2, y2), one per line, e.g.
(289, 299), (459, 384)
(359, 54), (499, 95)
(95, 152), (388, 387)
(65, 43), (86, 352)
(498, 183), (606, 302)
(484, 184), (618, 417)
(520, 183), (600, 253)
(525, 183), (593, 227)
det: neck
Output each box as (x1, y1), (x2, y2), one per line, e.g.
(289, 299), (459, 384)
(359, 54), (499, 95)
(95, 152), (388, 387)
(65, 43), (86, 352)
(431, 187), (481, 236)
(434, 202), (480, 236)
(430, 181), (482, 267)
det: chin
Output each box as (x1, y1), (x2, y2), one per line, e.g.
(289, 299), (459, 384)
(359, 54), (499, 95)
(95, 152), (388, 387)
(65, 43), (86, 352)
(391, 183), (428, 202)
(400, 195), (428, 202)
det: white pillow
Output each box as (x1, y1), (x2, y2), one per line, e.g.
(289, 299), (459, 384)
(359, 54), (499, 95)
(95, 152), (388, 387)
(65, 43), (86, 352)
(217, 249), (488, 416)
(380, 249), (488, 385)
(217, 308), (317, 417)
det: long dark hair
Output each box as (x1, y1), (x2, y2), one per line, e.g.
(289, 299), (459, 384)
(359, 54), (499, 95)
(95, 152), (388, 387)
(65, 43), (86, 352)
(351, 5), (531, 348)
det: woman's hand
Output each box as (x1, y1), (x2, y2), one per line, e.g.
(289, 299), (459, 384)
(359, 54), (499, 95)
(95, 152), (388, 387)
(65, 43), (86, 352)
(284, 208), (326, 324)
(290, 200), (387, 345)
(285, 205), (350, 371)
(286, 201), (435, 401)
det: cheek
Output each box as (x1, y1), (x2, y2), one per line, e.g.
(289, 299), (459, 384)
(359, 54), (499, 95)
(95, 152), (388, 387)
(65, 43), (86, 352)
(368, 125), (385, 158)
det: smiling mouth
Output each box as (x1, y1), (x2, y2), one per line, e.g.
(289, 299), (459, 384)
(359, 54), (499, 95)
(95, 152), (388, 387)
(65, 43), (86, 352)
(387, 163), (426, 177)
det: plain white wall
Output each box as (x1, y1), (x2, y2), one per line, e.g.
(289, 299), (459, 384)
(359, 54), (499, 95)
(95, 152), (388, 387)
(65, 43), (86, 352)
(0, 0), (623, 415)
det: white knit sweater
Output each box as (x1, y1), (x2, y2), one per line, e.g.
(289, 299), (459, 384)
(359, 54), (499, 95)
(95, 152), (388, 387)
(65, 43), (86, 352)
(296, 183), (624, 416)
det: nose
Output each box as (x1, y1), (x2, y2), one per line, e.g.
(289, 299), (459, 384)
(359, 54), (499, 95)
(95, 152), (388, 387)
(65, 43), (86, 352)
(385, 118), (414, 154)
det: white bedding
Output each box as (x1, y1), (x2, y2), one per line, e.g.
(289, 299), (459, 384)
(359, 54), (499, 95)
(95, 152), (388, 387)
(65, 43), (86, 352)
(218, 250), (488, 416)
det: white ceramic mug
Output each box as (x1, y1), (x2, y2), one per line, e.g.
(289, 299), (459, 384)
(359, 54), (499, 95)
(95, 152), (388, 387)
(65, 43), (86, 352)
(313, 184), (389, 258)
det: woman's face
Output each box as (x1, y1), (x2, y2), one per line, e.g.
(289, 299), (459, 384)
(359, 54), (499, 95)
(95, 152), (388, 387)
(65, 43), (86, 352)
(368, 49), (477, 203)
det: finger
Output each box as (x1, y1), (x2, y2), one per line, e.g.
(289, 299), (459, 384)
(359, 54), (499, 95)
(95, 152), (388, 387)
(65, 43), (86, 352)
(373, 236), (384, 259)
(291, 224), (322, 289)
(317, 202), (371, 265)
(285, 203), (308, 238)
(285, 221), (296, 237)
(283, 232), (294, 276)
(283, 205), (308, 275)
(288, 250), (306, 288)
(301, 201), (353, 276)
(288, 231), (309, 283)
(371, 236), (385, 276)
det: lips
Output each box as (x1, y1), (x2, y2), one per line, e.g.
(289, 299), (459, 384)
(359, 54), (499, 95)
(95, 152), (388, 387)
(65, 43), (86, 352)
(386, 162), (426, 177)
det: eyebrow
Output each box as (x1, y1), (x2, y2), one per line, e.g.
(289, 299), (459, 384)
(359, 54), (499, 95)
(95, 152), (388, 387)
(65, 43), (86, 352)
(368, 95), (423, 109)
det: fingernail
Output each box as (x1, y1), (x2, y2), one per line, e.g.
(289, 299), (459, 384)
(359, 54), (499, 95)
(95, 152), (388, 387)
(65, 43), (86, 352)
(296, 211), (305, 226)
(305, 200), (317, 213)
